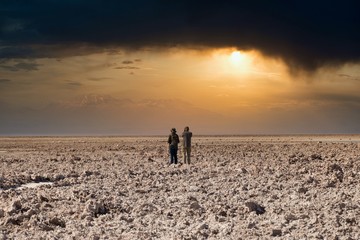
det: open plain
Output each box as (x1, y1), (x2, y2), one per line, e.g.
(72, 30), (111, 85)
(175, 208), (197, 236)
(1, 135), (360, 239)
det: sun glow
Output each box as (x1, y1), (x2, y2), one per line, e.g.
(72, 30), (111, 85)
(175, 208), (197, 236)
(206, 49), (255, 75)
(230, 51), (243, 64)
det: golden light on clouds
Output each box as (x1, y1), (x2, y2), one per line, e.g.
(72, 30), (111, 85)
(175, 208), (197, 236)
(0, 47), (291, 110)
(1, 46), (360, 135)
(200, 48), (288, 81)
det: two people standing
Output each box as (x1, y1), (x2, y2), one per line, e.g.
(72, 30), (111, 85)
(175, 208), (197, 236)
(167, 126), (192, 164)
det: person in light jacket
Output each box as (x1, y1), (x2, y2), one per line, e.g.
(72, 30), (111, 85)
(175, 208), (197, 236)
(182, 126), (192, 164)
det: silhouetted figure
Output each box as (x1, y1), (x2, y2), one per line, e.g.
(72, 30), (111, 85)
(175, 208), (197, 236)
(182, 126), (192, 164)
(168, 128), (180, 164)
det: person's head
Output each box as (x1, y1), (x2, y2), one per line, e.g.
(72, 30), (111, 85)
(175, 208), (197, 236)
(184, 126), (189, 131)
(171, 128), (176, 133)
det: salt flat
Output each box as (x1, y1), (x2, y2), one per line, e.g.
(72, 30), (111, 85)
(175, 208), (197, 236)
(0, 135), (360, 239)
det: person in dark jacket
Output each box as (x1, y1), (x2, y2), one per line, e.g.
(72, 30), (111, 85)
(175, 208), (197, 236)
(168, 128), (180, 164)
(182, 126), (192, 164)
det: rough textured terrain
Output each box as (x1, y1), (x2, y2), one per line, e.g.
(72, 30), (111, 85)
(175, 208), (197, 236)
(1, 135), (360, 239)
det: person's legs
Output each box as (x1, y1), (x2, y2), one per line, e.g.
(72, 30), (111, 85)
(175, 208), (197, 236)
(183, 147), (191, 164)
(170, 147), (175, 164)
(174, 148), (178, 164)
(186, 147), (191, 164)
(169, 147), (172, 164)
(170, 148), (177, 164)
(183, 148), (187, 163)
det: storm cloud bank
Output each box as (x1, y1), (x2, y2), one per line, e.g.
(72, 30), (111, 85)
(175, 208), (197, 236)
(1, 0), (360, 71)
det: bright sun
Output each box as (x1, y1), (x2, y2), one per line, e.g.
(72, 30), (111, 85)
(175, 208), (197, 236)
(208, 48), (256, 76)
(230, 51), (243, 64)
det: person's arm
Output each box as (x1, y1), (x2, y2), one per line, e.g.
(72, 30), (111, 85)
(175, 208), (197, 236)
(168, 135), (171, 144)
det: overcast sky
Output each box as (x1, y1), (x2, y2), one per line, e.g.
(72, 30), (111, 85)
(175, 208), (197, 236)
(1, 1), (360, 135)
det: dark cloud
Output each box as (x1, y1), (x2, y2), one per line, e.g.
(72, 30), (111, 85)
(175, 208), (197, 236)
(0, 79), (11, 83)
(114, 66), (140, 70)
(65, 80), (82, 88)
(337, 73), (360, 81)
(314, 93), (360, 105)
(1, 0), (359, 71)
(0, 62), (40, 72)
(338, 74), (352, 78)
(88, 77), (111, 81)
(0, 44), (108, 59)
(122, 60), (134, 64)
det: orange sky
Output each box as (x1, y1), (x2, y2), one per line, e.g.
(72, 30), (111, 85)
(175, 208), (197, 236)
(1, 1), (360, 135)
(1, 47), (360, 135)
